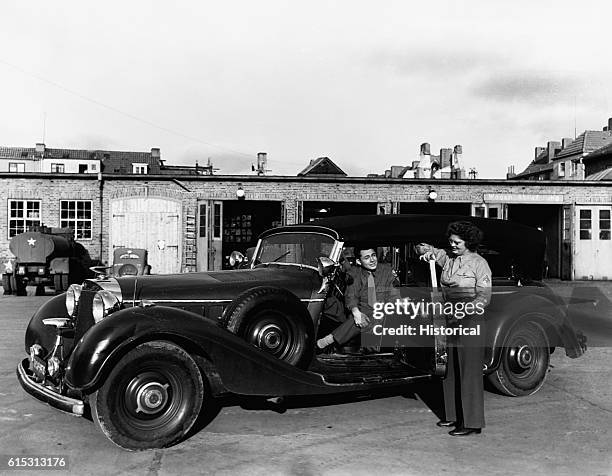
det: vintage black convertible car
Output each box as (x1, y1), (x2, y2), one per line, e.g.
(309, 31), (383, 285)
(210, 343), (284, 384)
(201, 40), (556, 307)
(17, 215), (587, 450)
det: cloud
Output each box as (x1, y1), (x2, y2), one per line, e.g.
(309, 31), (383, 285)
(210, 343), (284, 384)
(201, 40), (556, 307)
(367, 47), (504, 78)
(472, 72), (580, 104)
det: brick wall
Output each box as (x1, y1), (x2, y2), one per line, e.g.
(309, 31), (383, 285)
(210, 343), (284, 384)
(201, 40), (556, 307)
(1, 173), (612, 273)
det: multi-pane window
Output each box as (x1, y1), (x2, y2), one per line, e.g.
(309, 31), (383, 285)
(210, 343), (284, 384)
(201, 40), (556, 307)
(600, 209), (611, 240)
(9, 162), (25, 173)
(8, 200), (41, 237)
(60, 200), (93, 239)
(132, 163), (148, 174)
(51, 163), (65, 173)
(579, 209), (591, 240)
(213, 203), (222, 239)
(199, 204), (207, 238)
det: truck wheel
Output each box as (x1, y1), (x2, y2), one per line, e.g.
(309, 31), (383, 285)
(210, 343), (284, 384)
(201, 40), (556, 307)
(487, 321), (550, 397)
(53, 274), (62, 294)
(89, 341), (204, 450)
(13, 276), (27, 296)
(224, 287), (313, 369)
(2, 274), (11, 295)
(60, 273), (70, 291)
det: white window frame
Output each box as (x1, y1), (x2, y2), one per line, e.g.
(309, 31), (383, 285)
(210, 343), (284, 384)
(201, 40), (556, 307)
(8, 199), (41, 238)
(132, 163), (148, 174)
(9, 162), (25, 173)
(558, 162), (565, 177)
(60, 200), (93, 240)
(50, 163), (65, 173)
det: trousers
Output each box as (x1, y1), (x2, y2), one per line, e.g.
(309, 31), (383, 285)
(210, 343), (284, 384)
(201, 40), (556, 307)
(443, 335), (485, 429)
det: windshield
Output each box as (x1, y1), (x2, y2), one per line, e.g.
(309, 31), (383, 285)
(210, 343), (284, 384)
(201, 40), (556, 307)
(255, 232), (336, 268)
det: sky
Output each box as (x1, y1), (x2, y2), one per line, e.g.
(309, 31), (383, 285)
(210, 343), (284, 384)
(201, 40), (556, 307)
(1, 1), (612, 178)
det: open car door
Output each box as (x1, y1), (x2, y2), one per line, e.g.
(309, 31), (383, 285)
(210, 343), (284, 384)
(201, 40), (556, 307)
(383, 254), (447, 377)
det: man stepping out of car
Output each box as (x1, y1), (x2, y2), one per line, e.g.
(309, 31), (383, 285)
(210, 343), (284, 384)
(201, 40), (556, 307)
(317, 245), (400, 352)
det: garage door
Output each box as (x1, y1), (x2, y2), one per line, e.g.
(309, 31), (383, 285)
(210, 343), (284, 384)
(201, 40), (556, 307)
(110, 198), (182, 274)
(574, 206), (612, 280)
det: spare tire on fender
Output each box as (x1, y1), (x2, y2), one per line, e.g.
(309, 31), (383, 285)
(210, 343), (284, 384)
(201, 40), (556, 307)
(222, 286), (314, 369)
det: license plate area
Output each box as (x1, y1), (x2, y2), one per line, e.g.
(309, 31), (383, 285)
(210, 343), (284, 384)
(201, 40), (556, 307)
(31, 355), (46, 381)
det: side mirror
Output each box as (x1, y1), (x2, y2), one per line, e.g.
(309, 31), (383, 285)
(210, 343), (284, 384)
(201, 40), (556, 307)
(229, 251), (246, 269)
(317, 256), (337, 277)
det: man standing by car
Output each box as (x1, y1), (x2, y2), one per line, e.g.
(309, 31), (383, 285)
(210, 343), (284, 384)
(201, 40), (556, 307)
(317, 245), (400, 350)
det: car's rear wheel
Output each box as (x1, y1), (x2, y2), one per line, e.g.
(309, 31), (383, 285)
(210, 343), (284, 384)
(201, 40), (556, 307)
(224, 287), (313, 368)
(89, 341), (204, 450)
(487, 320), (550, 397)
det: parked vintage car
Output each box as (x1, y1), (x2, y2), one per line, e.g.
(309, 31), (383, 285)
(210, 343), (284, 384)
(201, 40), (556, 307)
(17, 215), (587, 450)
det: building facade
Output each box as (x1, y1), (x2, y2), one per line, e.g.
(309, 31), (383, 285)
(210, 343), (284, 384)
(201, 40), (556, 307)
(1, 172), (611, 280)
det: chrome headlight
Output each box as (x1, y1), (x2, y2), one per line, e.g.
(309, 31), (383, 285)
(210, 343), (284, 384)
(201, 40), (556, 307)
(66, 284), (82, 317)
(92, 290), (121, 323)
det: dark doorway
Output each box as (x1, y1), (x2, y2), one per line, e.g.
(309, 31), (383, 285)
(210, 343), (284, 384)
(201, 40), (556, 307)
(302, 201), (378, 222)
(399, 202), (472, 215)
(506, 204), (561, 279)
(222, 200), (282, 269)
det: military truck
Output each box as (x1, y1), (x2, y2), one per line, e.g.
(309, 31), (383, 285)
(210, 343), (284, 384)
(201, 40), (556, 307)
(2, 225), (92, 296)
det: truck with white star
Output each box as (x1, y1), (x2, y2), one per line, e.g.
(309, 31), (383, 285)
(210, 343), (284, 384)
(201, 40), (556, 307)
(3, 225), (92, 296)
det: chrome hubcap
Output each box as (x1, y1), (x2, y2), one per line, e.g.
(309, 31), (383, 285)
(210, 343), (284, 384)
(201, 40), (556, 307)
(134, 381), (169, 414)
(516, 345), (533, 369)
(256, 324), (283, 351)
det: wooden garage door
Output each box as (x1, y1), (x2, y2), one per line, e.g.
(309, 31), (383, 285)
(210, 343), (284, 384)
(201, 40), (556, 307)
(110, 198), (182, 274)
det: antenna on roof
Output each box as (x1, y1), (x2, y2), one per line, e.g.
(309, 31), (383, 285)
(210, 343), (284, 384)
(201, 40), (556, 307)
(573, 96), (577, 139)
(42, 112), (47, 144)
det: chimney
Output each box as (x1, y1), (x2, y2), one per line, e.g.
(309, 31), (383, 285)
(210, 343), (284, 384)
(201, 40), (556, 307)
(535, 146), (545, 160)
(420, 143), (431, 156)
(440, 148), (452, 169)
(506, 165), (516, 179)
(256, 152), (268, 175)
(547, 141), (561, 162)
(150, 148), (160, 159)
(561, 137), (573, 149)
(35, 143), (45, 155)
(608, 117), (612, 132)
(453, 145), (463, 168)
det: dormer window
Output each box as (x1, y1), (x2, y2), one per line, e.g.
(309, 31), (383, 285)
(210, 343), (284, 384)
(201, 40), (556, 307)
(132, 163), (148, 174)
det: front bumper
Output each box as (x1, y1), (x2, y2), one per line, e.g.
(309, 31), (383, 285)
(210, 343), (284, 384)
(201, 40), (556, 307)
(16, 359), (84, 416)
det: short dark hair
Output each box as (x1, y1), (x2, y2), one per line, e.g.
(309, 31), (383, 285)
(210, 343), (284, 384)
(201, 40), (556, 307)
(446, 221), (483, 251)
(354, 244), (377, 259)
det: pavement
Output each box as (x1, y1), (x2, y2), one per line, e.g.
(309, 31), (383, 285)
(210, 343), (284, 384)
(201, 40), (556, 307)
(0, 284), (611, 475)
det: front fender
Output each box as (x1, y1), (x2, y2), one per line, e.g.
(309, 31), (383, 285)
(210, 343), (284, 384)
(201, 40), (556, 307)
(65, 305), (346, 397)
(25, 293), (69, 354)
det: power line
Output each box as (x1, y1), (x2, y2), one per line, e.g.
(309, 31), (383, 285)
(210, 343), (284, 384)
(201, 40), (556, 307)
(0, 58), (256, 160)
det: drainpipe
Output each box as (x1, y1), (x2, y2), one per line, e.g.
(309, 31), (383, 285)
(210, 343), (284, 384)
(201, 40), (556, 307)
(97, 172), (104, 264)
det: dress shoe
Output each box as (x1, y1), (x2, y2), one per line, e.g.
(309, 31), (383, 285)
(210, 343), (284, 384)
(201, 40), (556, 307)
(436, 420), (456, 427)
(449, 427), (482, 436)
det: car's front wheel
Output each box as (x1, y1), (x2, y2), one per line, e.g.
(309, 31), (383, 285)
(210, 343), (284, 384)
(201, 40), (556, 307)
(487, 320), (550, 397)
(89, 341), (204, 450)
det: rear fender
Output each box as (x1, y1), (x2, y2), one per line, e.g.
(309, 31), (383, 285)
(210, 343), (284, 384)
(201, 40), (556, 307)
(485, 293), (584, 372)
(64, 306), (339, 397)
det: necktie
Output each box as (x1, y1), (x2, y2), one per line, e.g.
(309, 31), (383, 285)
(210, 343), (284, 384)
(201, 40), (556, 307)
(367, 271), (376, 306)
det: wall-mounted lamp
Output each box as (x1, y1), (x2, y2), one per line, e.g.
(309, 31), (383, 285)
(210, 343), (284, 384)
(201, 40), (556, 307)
(427, 188), (438, 202)
(317, 208), (328, 213)
(236, 184), (245, 200)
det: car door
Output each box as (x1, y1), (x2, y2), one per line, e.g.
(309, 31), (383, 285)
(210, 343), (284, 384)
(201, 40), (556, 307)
(383, 243), (448, 376)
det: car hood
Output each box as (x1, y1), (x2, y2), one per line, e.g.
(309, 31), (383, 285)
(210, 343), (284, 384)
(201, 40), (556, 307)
(109, 265), (322, 303)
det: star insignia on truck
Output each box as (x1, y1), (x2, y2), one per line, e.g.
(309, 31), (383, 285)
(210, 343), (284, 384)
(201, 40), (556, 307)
(27, 238), (36, 247)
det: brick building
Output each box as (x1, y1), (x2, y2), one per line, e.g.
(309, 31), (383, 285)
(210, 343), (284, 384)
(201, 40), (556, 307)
(2, 170), (611, 280)
(509, 118), (612, 181)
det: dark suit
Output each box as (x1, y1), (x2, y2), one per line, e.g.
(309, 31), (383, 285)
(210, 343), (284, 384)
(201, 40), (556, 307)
(332, 263), (399, 345)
